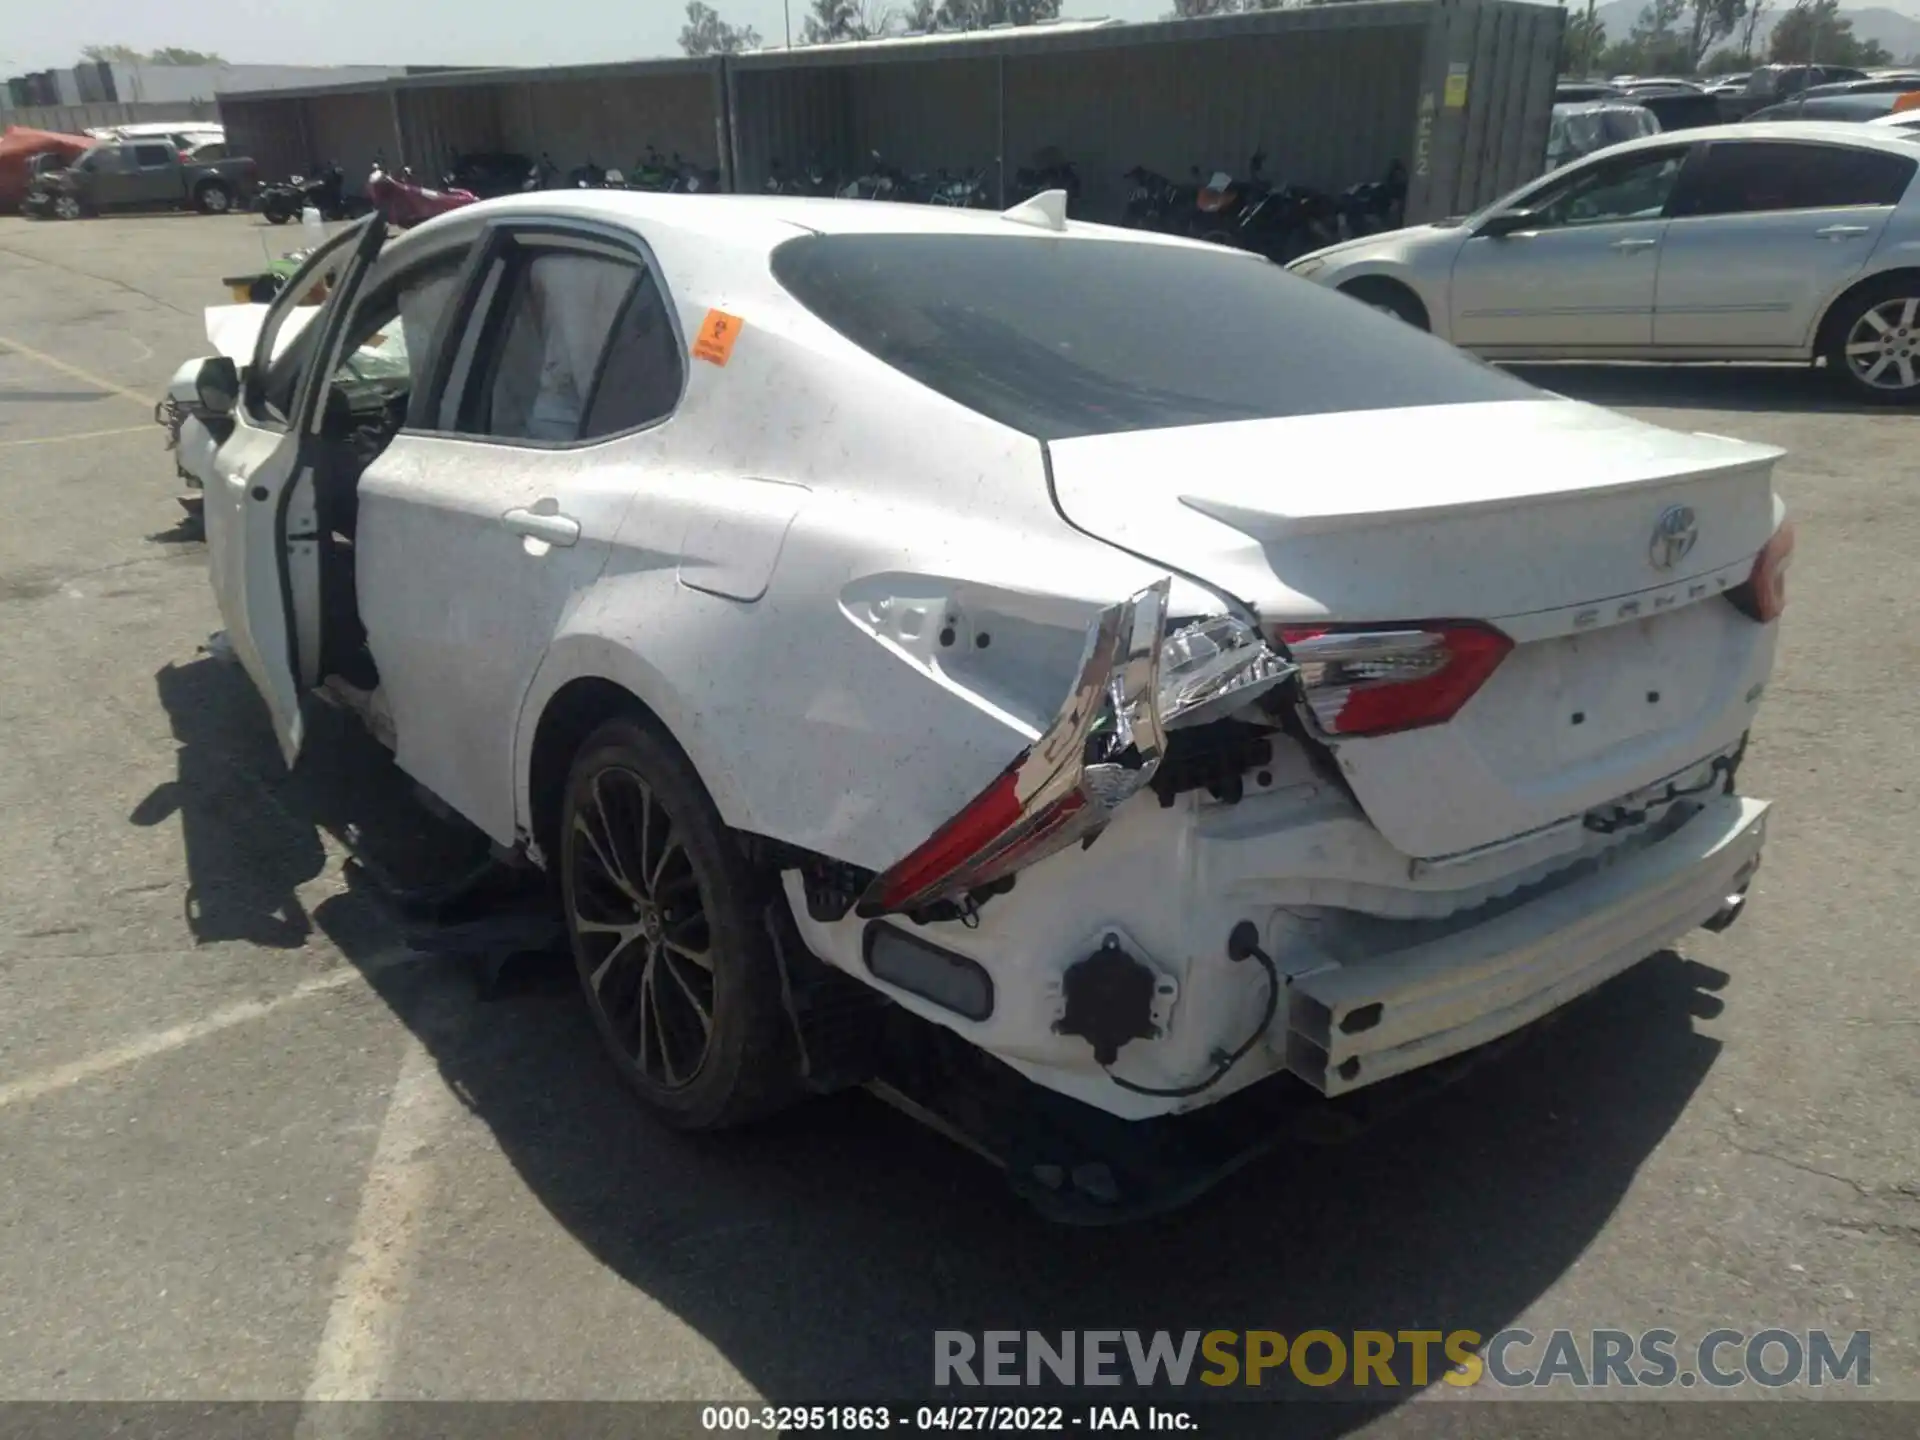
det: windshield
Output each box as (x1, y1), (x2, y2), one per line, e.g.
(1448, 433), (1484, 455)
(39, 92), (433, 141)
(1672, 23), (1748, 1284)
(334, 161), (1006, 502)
(769, 233), (1538, 441)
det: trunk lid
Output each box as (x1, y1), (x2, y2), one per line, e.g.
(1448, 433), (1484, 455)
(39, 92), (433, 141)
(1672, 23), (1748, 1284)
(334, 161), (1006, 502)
(1047, 397), (1784, 859)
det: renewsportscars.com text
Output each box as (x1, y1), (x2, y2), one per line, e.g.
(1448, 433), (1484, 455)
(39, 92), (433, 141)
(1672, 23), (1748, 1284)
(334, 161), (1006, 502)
(934, 1329), (1872, 1391)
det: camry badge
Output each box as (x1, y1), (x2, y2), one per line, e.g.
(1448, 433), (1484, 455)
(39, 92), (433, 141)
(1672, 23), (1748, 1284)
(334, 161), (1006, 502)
(1649, 505), (1699, 571)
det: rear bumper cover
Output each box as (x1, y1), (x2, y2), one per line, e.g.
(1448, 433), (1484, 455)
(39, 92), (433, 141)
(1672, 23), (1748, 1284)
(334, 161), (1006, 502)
(1280, 793), (1767, 1097)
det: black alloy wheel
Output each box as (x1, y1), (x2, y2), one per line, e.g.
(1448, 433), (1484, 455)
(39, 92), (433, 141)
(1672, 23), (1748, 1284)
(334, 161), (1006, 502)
(560, 717), (795, 1131)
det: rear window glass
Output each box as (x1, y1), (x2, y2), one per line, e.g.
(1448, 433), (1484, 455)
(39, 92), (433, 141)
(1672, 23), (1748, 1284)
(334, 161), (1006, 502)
(769, 232), (1541, 441)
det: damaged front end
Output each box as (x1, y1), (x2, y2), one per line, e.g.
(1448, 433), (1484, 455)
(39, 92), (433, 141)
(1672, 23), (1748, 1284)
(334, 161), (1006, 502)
(156, 354), (238, 526)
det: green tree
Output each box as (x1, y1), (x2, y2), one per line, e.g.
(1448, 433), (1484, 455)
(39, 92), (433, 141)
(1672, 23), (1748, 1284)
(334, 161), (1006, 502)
(1164, 0), (1286, 14)
(803, 0), (897, 41)
(934, 0), (1063, 27)
(1768, 0), (1891, 64)
(80, 43), (226, 65)
(1732, 0), (1772, 59)
(1681, 0), (1747, 67)
(903, 0), (939, 23)
(1561, 11), (1608, 74)
(1591, 0), (1748, 74)
(1599, 0), (1695, 75)
(679, 1), (764, 54)
(147, 47), (226, 65)
(1699, 45), (1751, 70)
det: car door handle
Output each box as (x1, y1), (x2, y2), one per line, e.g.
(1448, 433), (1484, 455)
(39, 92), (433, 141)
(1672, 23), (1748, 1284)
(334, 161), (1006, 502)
(1610, 237), (1659, 251)
(1815, 224), (1872, 239)
(502, 506), (580, 547)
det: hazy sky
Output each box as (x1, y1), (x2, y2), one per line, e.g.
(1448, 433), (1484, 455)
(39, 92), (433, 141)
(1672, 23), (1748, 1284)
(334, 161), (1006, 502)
(2, 0), (1176, 73)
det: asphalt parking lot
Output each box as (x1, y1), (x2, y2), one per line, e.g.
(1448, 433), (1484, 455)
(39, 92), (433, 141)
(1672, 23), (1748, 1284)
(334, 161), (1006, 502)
(0, 212), (1916, 1429)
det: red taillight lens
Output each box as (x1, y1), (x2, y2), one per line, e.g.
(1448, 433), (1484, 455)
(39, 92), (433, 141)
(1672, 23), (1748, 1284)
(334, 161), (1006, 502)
(1728, 520), (1794, 624)
(859, 588), (1299, 918)
(1276, 622), (1513, 737)
(859, 582), (1170, 917)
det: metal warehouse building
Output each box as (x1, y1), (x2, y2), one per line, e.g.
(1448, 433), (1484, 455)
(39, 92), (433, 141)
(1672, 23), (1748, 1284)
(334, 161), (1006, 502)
(218, 0), (1562, 225)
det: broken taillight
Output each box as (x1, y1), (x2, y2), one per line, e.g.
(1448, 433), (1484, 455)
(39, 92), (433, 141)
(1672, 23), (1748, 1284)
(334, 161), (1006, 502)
(1727, 520), (1794, 624)
(858, 585), (1296, 917)
(1276, 623), (1513, 738)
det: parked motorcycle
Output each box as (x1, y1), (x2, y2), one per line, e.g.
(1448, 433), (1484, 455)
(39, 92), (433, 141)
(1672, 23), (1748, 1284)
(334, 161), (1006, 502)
(625, 147), (718, 193)
(627, 146), (677, 191)
(1120, 164), (1195, 232)
(445, 149), (535, 199)
(925, 166), (990, 207)
(1010, 148), (1081, 209)
(522, 153), (562, 191)
(567, 158), (609, 189)
(840, 150), (909, 200)
(765, 156), (837, 195)
(1333, 159), (1408, 239)
(1187, 151), (1340, 264)
(256, 162), (352, 225)
(366, 160), (477, 228)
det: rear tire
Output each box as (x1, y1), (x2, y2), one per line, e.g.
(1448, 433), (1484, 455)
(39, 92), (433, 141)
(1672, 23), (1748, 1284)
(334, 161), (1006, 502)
(1823, 276), (1920, 405)
(1338, 276), (1431, 330)
(560, 716), (797, 1132)
(195, 181), (233, 215)
(263, 204), (293, 225)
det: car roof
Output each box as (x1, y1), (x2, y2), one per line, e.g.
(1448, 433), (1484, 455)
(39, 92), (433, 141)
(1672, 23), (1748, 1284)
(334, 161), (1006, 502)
(1595, 119), (1920, 157)
(397, 187), (1232, 258)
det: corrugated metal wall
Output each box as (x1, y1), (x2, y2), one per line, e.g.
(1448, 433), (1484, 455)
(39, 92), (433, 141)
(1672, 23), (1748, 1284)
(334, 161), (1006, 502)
(846, 59), (999, 188)
(1403, 0), (1562, 221)
(209, 0), (1556, 216)
(397, 85), (509, 176)
(1004, 25), (1427, 223)
(727, 66), (854, 192)
(219, 96), (310, 185)
(1450, 0), (1561, 211)
(500, 72), (723, 176)
(305, 92), (402, 194)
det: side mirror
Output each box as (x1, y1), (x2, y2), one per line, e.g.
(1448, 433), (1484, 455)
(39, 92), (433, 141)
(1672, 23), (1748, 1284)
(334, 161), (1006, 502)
(195, 355), (239, 416)
(1476, 207), (1540, 238)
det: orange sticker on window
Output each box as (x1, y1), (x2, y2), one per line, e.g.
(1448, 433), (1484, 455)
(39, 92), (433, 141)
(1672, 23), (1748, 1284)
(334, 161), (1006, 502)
(693, 309), (743, 366)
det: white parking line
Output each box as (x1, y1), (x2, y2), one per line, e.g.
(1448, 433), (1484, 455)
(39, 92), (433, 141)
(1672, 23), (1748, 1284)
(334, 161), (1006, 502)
(297, 1033), (457, 1423)
(0, 332), (158, 408)
(0, 966), (367, 1111)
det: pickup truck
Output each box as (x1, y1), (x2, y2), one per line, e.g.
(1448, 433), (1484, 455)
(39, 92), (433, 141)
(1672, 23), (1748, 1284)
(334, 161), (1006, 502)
(30, 139), (257, 219)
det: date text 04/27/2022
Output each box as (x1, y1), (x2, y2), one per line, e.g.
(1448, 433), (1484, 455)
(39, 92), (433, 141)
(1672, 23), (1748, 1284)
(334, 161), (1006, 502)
(699, 1405), (1196, 1431)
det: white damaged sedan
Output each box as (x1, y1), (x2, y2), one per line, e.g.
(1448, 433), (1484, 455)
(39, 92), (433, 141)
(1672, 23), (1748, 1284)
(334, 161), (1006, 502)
(162, 189), (1788, 1219)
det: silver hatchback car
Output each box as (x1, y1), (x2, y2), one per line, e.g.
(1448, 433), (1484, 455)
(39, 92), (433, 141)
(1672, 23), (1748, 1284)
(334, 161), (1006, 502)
(1287, 121), (1920, 403)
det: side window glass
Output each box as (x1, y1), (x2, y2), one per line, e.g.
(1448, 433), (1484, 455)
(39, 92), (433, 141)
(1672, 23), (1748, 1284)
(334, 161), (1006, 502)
(1677, 143), (1915, 217)
(133, 143), (173, 167)
(463, 251), (639, 443)
(580, 268), (683, 439)
(246, 232), (365, 428)
(327, 248), (475, 427)
(1534, 152), (1686, 228)
(1787, 147), (1913, 208)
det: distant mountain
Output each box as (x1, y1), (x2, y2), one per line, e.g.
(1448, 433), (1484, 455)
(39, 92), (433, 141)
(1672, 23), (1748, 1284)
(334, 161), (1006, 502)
(1586, 0), (1920, 65)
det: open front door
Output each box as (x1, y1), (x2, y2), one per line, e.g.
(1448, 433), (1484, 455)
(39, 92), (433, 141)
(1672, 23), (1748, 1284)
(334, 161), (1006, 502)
(204, 213), (388, 766)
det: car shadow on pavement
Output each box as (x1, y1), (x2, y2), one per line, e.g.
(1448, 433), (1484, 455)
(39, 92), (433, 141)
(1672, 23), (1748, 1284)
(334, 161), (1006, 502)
(140, 653), (1729, 1430)
(133, 654), (487, 951)
(1504, 361), (1891, 415)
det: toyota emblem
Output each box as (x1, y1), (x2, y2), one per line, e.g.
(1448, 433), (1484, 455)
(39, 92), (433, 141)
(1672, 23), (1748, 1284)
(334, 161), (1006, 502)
(1649, 505), (1699, 570)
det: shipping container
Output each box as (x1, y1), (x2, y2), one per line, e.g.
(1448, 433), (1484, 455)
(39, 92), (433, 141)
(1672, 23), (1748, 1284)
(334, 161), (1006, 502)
(215, 0), (1559, 219)
(728, 0), (1563, 222)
